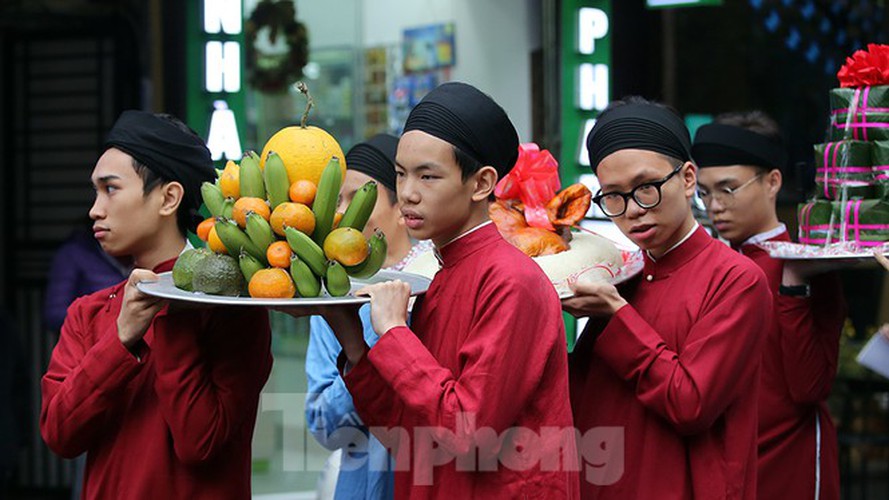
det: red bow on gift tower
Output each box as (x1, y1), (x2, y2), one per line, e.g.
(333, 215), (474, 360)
(837, 43), (889, 88)
(495, 143), (561, 230)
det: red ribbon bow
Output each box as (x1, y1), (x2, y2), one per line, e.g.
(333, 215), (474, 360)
(495, 143), (561, 230)
(837, 43), (889, 88)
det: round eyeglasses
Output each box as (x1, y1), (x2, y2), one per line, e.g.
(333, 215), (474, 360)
(593, 164), (683, 218)
(696, 173), (763, 208)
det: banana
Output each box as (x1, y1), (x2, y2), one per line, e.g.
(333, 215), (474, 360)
(215, 217), (268, 264)
(284, 226), (327, 276)
(239, 152), (266, 199)
(345, 230), (387, 279)
(290, 255), (322, 298)
(264, 151), (291, 209)
(339, 181), (378, 232)
(247, 150), (261, 163)
(245, 211), (276, 252)
(324, 260), (351, 297)
(239, 251), (265, 283)
(221, 197), (235, 219)
(215, 168), (224, 179)
(201, 182), (225, 217)
(312, 157), (343, 246)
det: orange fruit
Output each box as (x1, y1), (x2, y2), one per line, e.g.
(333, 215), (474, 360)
(333, 212), (344, 229)
(207, 226), (227, 254)
(232, 197), (270, 228)
(270, 202), (315, 237)
(323, 227), (369, 266)
(196, 217), (215, 241)
(218, 160), (240, 198)
(248, 268), (296, 298)
(260, 128), (346, 186)
(267, 241), (293, 268)
(289, 180), (318, 206)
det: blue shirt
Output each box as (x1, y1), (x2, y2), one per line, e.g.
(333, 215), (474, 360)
(306, 305), (394, 500)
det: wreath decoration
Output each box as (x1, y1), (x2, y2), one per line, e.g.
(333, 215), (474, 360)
(245, 0), (309, 93)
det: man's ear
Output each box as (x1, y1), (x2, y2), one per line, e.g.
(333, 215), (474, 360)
(471, 166), (499, 202)
(158, 181), (185, 217)
(766, 168), (782, 198)
(682, 161), (698, 198)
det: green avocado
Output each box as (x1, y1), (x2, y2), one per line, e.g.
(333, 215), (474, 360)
(172, 248), (213, 292)
(191, 253), (245, 297)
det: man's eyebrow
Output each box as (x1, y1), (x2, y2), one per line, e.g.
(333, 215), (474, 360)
(395, 162), (441, 172)
(94, 175), (121, 184)
(601, 170), (664, 191)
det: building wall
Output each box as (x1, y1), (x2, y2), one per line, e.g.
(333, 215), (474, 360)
(361, 0), (538, 141)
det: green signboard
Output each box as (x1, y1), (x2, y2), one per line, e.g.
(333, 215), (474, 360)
(560, 0), (612, 350)
(186, 0), (248, 166)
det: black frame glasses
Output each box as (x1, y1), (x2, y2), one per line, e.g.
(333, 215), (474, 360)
(593, 163), (684, 218)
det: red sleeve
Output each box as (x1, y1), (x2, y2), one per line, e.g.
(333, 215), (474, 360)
(40, 298), (149, 458)
(339, 353), (407, 451)
(344, 276), (562, 458)
(775, 272), (846, 404)
(151, 306), (272, 465)
(594, 268), (770, 436)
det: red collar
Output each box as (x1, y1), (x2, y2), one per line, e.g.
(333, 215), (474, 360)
(435, 223), (502, 269)
(641, 226), (714, 281)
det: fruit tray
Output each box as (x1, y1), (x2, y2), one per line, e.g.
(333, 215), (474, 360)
(757, 241), (889, 264)
(137, 269), (431, 306)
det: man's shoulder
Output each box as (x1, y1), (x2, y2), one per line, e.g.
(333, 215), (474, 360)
(699, 239), (769, 288)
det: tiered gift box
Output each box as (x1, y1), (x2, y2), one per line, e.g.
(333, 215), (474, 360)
(799, 44), (889, 248)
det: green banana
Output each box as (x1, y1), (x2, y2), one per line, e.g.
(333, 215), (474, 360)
(312, 157), (343, 246)
(284, 226), (327, 276)
(221, 197), (235, 219)
(239, 251), (265, 283)
(215, 218), (268, 264)
(247, 150), (261, 162)
(245, 211), (275, 252)
(339, 181), (378, 232)
(345, 230), (387, 279)
(215, 168), (224, 179)
(290, 255), (322, 298)
(239, 152), (266, 199)
(264, 151), (291, 209)
(201, 182), (225, 217)
(324, 260), (351, 297)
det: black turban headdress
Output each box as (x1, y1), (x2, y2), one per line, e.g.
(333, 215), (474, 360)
(403, 82), (519, 178)
(586, 102), (692, 173)
(104, 110), (215, 231)
(345, 134), (399, 193)
(692, 123), (787, 171)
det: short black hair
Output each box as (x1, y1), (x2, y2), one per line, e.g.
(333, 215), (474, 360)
(714, 111), (782, 143)
(130, 113), (201, 236)
(453, 146), (496, 201)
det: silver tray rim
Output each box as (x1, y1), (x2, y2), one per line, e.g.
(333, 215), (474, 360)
(136, 269), (432, 306)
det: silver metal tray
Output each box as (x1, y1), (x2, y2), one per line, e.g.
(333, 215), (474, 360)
(137, 270), (431, 307)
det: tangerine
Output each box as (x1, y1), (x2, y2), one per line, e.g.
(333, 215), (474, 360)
(289, 179), (317, 206)
(270, 202), (315, 237)
(248, 268), (296, 298)
(323, 227), (369, 267)
(267, 241), (293, 268)
(218, 160), (240, 198)
(207, 225), (227, 254)
(196, 217), (215, 241)
(232, 197), (271, 228)
(333, 212), (344, 229)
